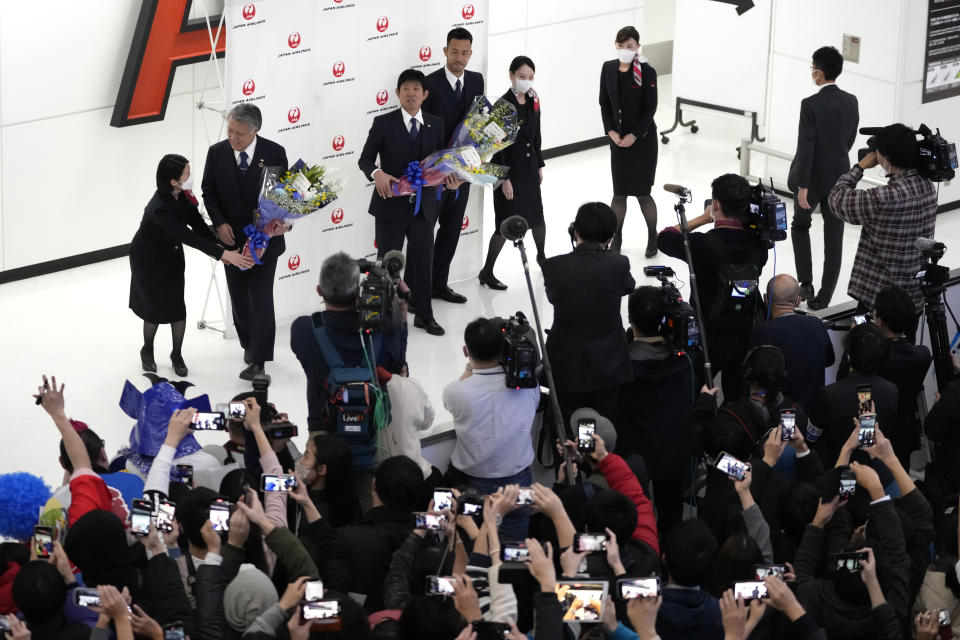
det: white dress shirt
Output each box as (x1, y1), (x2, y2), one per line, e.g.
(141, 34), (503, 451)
(371, 110), (423, 178)
(233, 137), (257, 166)
(443, 366), (539, 478)
(445, 66), (464, 92)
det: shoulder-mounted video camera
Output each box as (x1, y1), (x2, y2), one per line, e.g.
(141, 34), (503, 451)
(858, 124), (957, 182)
(498, 312), (539, 389)
(746, 179), (788, 248)
(357, 251), (405, 332)
(643, 266), (700, 353)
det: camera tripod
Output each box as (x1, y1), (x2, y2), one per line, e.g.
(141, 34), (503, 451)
(918, 261), (958, 391)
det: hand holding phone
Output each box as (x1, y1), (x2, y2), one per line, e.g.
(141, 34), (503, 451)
(577, 420), (596, 453)
(573, 532), (609, 553)
(617, 577), (661, 599)
(780, 409), (796, 441)
(190, 411), (226, 431)
(432, 489), (454, 512)
(715, 452), (748, 481)
(210, 498), (231, 532)
(733, 581), (768, 601)
(130, 499), (153, 537)
(33, 526), (54, 558)
(260, 474), (297, 492)
(857, 414), (876, 448)
(413, 512), (447, 531)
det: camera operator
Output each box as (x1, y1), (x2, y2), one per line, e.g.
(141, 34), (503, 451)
(828, 123), (938, 327)
(543, 202), (635, 424)
(657, 173), (769, 398)
(290, 252), (407, 510)
(442, 317), (540, 540)
(615, 285), (695, 536)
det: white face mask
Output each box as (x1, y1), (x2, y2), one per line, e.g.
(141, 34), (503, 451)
(179, 175), (194, 191)
(513, 79), (534, 94)
(295, 458), (312, 483)
(616, 48), (637, 64)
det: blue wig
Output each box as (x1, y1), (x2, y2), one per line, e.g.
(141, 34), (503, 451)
(0, 473), (52, 541)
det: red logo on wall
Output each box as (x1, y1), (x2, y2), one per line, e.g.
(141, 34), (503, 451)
(242, 3), (256, 20)
(376, 16), (389, 32)
(462, 4), (475, 20)
(332, 135), (345, 151)
(419, 46), (432, 62)
(333, 0), (343, 3)
(376, 90), (389, 105)
(288, 32), (302, 48)
(331, 208), (345, 224)
(288, 255), (301, 270)
(288, 107), (301, 123)
(332, 61), (345, 77)
(461, 215), (470, 231)
(242, 79), (256, 96)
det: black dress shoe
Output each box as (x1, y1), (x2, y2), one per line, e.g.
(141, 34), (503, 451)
(140, 347), (157, 373)
(645, 244), (659, 258)
(240, 362), (264, 381)
(478, 269), (507, 290)
(807, 297), (828, 311)
(170, 352), (188, 377)
(799, 283), (815, 302)
(432, 287), (468, 304)
(413, 316), (445, 336)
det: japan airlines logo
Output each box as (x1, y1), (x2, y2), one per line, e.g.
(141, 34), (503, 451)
(287, 255), (301, 270)
(242, 3), (256, 20)
(287, 107), (301, 123)
(419, 46), (432, 62)
(331, 208), (345, 224)
(242, 79), (256, 96)
(332, 135), (345, 151)
(332, 61), (345, 77)
(288, 32), (301, 48)
(376, 16), (389, 32)
(333, 0), (344, 3)
(461, 215), (470, 230)
(462, 4), (475, 20)
(376, 89), (389, 105)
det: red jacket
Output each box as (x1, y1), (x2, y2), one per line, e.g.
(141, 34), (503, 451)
(598, 453), (660, 555)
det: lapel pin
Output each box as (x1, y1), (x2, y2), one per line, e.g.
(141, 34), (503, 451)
(258, 159), (264, 168)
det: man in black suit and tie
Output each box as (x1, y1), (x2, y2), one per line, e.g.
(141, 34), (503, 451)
(543, 203), (636, 424)
(358, 69), (459, 336)
(422, 27), (485, 305)
(788, 46), (859, 311)
(201, 103), (289, 379)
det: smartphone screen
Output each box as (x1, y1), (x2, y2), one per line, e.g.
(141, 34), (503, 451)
(574, 532), (609, 553)
(516, 487), (535, 505)
(618, 577), (660, 598)
(131, 499), (153, 536)
(554, 581), (607, 623)
(210, 499), (231, 532)
(856, 385), (872, 415)
(163, 623), (185, 640)
(228, 402), (247, 419)
(753, 565), (786, 580)
(413, 512), (447, 531)
(733, 581), (768, 600)
(858, 414), (876, 447)
(501, 543), (530, 563)
(156, 500), (176, 533)
(190, 412), (226, 430)
(261, 474), (297, 492)
(432, 489), (454, 512)
(831, 551), (867, 572)
(458, 498), (483, 517)
(853, 314), (867, 325)
(172, 464), (193, 485)
(839, 469), (857, 499)
(780, 409), (796, 441)
(425, 575), (456, 595)
(75, 587), (101, 607)
(34, 526), (54, 558)
(305, 580), (324, 602)
(472, 621), (511, 638)
(301, 599), (341, 621)
(577, 420), (596, 452)
(716, 452), (747, 480)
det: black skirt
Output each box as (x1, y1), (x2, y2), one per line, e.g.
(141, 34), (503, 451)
(129, 232), (187, 324)
(493, 174), (544, 229)
(610, 127), (658, 196)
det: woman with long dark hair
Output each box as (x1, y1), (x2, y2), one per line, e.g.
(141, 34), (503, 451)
(478, 55), (545, 290)
(599, 25), (659, 256)
(129, 154), (252, 376)
(295, 433), (361, 528)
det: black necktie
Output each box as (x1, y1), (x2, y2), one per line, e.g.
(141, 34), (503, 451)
(454, 78), (462, 101)
(239, 151), (249, 173)
(409, 117), (419, 139)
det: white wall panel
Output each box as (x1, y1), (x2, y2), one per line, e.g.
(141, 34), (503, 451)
(638, 0), (675, 44)
(1, 95), (195, 269)
(488, 0), (529, 34)
(525, 0), (636, 28)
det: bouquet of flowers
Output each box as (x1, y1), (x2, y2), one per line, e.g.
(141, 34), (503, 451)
(392, 96), (520, 213)
(242, 160), (340, 267)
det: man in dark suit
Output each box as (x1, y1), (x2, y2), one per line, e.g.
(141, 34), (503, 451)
(543, 202), (635, 424)
(201, 104), (288, 380)
(359, 69), (458, 336)
(787, 45), (859, 310)
(422, 27), (484, 305)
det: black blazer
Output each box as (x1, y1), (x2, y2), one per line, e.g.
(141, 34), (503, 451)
(358, 109), (446, 222)
(201, 136), (288, 259)
(491, 90), (544, 178)
(543, 243), (636, 392)
(787, 84), (859, 203)
(422, 68), (484, 145)
(599, 59), (658, 139)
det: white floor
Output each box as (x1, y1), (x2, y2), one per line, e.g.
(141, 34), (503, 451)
(5, 83), (960, 492)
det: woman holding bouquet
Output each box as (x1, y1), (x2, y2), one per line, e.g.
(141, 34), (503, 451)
(599, 25), (659, 257)
(479, 56), (545, 291)
(129, 154), (253, 376)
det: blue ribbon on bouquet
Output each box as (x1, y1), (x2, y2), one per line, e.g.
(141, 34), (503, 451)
(401, 161), (426, 215)
(243, 224), (270, 266)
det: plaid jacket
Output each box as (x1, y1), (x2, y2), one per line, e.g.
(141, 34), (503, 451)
(828, 165), (937, 310)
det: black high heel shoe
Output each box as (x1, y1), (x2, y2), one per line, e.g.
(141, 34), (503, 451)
(140, 347), (157, 373)
(478, 269), (507, 290)
(170, 352), (188, 377)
